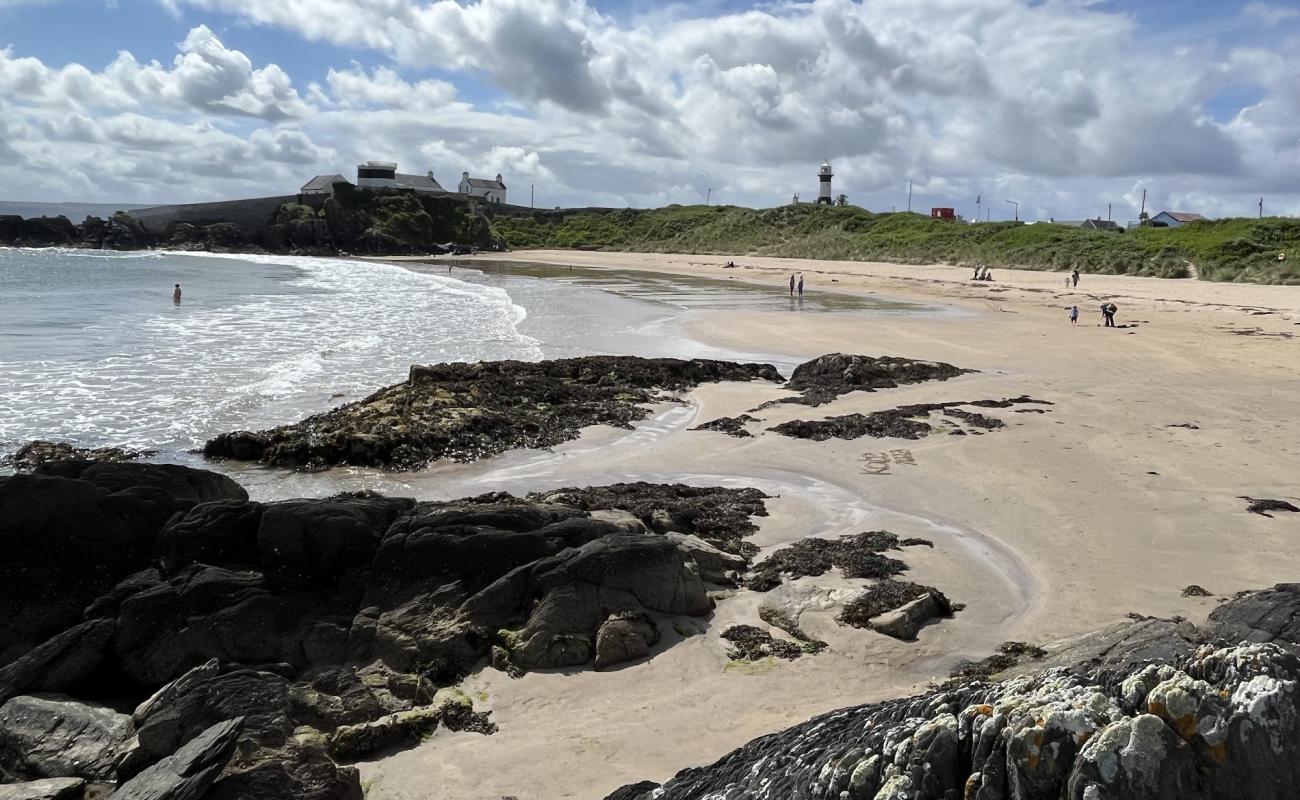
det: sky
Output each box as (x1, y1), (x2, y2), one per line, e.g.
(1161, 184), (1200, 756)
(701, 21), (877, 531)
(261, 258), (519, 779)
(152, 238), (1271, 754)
(1, 0), (1298, 221)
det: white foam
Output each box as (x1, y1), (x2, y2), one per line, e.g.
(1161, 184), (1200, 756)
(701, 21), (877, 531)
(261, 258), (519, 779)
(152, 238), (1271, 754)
(0, 250), (543, 454)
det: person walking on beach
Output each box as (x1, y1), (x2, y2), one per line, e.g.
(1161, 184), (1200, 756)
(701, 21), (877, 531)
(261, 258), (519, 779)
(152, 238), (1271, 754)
(1100, 302), (1116, 327)
(172, 284), (182, 304)
(789, 274), (796, 296)
(1069, 305), (1079, 326)
(1071, 269), (1079, 288)
(797, 274), (804, 296)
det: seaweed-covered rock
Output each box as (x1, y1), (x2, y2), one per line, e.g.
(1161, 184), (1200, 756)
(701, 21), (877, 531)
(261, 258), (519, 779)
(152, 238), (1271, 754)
(719, 625), (821, 662)
(690, 415), (760, 437)
(746, 531), (913, 591)
(204, 357), (781, 471)
(836, 579), (957, 630)
(782, 353), (970, 405)
(769, 396), (1049, 442)
(2, 440), (154, 471)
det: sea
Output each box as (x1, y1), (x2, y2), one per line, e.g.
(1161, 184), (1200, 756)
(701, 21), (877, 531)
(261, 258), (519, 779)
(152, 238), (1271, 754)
(0, 248), (919, 476)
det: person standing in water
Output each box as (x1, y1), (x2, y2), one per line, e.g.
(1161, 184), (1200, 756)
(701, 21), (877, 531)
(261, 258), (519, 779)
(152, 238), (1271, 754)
(172, 284), (182, 304)
(797, 274), (804, 296)
(789, 274), (796, 296)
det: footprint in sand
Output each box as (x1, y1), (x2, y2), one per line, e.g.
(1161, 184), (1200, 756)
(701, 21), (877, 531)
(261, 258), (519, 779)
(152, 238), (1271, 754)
(860, 452), (892, 474)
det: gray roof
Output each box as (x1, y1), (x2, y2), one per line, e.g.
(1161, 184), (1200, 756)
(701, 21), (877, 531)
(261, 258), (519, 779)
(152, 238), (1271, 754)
(464, 177), (506, 190)
(1082, 219), (1121, 230)
(1155, 211), (1205, 222)
(395, 173), (443, 191)
(300, 174), (349, 192)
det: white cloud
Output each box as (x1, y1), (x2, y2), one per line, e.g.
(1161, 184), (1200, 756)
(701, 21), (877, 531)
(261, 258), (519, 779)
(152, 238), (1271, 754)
(2, 1), (1299, 218)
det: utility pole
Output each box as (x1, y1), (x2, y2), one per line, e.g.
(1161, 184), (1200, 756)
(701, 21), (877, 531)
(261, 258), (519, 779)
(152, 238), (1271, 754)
(530, 184), (534, 209)
(1005, 199), (1019, 221)
(1139, 189), (1147, 222)
(976, 193), (981, 223)
(706, 188), (712, 206)
(907, 180), (913, 213)
(1259, 197), (1264, 218)
(1108, 203), (1112, 222)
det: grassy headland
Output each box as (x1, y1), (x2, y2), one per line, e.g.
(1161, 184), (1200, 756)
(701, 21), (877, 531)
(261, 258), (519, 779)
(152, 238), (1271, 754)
(486, 204), (1300, 284)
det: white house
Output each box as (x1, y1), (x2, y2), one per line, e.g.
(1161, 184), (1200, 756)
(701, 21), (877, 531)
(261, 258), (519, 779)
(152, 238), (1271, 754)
(459, 172), (507, 204)
(1149, 211), (1206, 228)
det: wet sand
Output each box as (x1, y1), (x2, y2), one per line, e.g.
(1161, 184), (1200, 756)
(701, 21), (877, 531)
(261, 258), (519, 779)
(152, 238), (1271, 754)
(353, 251), (1300, 799)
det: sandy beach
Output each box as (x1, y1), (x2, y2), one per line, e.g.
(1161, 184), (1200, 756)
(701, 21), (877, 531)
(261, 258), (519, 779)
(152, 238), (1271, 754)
(350, 252), (1300, 798)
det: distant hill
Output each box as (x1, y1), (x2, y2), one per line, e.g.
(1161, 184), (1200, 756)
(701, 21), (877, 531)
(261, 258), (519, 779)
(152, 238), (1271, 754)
(486, 204), (1300, 284)
(0, 200), (153, 221)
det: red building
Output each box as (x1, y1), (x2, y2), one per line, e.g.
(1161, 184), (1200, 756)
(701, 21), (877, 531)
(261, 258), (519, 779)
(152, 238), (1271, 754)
(931, 207), (956, 220)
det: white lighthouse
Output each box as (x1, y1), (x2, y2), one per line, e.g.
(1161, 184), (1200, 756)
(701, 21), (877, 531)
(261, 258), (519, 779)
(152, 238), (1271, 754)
(817, 162), (833, 205)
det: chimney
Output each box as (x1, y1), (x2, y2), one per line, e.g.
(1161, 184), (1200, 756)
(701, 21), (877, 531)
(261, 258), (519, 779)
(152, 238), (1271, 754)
(428, 170), (435, 179)
(495, 173), (503, 184)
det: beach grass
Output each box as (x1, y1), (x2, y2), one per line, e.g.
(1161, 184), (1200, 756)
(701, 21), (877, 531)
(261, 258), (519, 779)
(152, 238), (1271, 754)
(487, 205), (1300, 284)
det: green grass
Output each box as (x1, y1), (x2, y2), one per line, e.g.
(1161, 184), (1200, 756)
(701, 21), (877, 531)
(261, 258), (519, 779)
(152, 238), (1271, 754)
(485, 205), (1300, 284)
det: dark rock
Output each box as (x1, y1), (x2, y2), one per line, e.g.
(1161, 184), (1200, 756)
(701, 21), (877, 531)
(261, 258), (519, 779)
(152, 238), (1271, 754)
(868, 593), (945, 640)
(746, 531), (911, 591)
(1182, 584), (1213, 598)
(837, 580), (958, 630)
(1240, 496), (1300, 517)
(1203, 583), (1300, 646)
(941, 407), (1005, 429)
(527, 482), (770, 556)
(288, 662), (433, 730)
(0, 621), (115, 705)
(602, 781), (661, 800)
(158, 501), (265, 573)
(109, 717), (243, 800)
(594, 612), (660, 670)
(690, 415), (759, 437)
(3, 440), (154, 471)
(123, 668), (361, 800)
(480, 534), (710, 671)
(65, 462), (247, 508)
(204, 357), (781, 471)
(663, 532), (748, 584)
(0, 695), (135, 782)
(720, 625), (822, 661)
(12, 216), (76, 246)
(0, 778), (87, 800)
(781, 353), (970, 406)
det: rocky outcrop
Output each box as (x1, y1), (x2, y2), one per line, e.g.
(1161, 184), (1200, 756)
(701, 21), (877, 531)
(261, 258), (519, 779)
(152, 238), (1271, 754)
(109, 718), (244, 800)
(0, 695), (135, 782)
(204, 357), (782, 471)
(690, 414), (760, 437)
(2, 440), (154, 471)
(0, 460), (779, 797)
(527, 482), (771, 557)
(771, 353), (970, 406)
(0, 462), (244, 667)
(607, 586), (1300, 800)
(75, 213), (151, 250)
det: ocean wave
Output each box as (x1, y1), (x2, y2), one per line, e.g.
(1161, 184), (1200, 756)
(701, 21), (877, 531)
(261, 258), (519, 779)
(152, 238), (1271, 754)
(0, 250), (543, 454)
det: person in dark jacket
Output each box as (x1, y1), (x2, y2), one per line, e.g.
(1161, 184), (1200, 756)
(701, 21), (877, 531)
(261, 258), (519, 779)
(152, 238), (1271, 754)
(1100, 302), (1117, 327)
